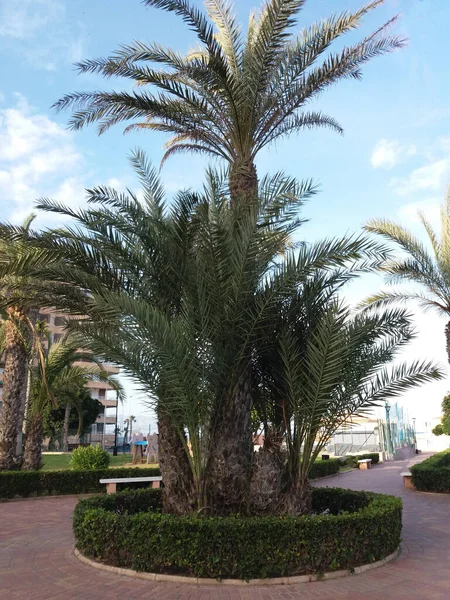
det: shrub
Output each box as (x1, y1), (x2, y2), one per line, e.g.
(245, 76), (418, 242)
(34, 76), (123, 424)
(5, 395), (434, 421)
(0, 467), (161, 499)
(346, 453), (380, 468)
(309, 458), (341, 478)
(411, 450), (450, 493)
(74, 487), (402, 580)
(70, 445), (110, 470)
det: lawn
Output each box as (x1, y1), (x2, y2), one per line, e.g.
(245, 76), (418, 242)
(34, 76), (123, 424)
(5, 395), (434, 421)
(41, 453), (157, 471)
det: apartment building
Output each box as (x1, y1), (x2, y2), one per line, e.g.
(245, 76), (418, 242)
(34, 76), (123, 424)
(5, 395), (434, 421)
(38, 309), (120, 447)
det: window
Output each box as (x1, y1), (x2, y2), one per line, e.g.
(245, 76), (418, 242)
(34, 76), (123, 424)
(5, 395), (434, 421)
(96, 423), (104, 434)
(98, 389), (106, 399)
(38, 313), (49, 323)
(54, 316), (66, 327)
(53, 334), (63, 343)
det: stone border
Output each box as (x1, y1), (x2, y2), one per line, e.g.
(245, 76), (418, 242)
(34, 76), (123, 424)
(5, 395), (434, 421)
(75, 547), (400, 586)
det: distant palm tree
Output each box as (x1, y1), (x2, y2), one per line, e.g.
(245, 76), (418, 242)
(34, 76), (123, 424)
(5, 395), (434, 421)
(0, 215), (36, 470)
(22, 338), (124, 470)
(126, 415), (137, 443)
(54, 0), (404, 203)
(365, 187), (450, 364)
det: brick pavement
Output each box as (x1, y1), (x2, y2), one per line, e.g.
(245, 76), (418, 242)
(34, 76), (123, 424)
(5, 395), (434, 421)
(0, 453), (449, 599)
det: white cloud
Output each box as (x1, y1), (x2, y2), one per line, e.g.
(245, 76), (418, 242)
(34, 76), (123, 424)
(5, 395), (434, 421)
(390, 159), (449, 196)
(0, 96), (86, 223)
(398, 197), (441, 228)
(370, 138), (416, 169)
(0, 0), (86, 70)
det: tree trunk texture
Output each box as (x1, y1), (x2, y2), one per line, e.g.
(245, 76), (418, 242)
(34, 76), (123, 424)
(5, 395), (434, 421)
(14, 361), (29, 462)
(206, 370), (254, 515)
(0, 308), (29, 471)
(157, 412), (195, 515)
(229, 161), (258, 208)
(445, 321), (450, 364)
(62, 404), (71, 452)
(277, 475), (312, 516)
(248, 446), (283, 515)
(22, 412), (44, 471)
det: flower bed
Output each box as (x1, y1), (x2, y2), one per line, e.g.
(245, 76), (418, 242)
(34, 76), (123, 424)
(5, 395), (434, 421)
(0, 467), (161, 499)
(411, 450), (450, 493)
(73, 487), (402, 580)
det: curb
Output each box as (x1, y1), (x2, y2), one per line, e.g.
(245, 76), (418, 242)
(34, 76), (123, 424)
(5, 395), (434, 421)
(74, 547), (400, 586)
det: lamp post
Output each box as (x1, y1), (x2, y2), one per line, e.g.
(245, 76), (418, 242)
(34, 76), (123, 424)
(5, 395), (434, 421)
(113, 392), (119, 456)
(412, 417), (417, 449)
(385, 400), (393, 458)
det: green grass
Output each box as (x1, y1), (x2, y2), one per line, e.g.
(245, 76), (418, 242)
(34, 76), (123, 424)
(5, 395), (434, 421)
(41, 453), (136, 471)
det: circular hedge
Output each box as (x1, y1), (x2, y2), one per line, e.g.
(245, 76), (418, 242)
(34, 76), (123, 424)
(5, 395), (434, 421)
(411, 450), (450, 493)
(74, 487), (402, 580)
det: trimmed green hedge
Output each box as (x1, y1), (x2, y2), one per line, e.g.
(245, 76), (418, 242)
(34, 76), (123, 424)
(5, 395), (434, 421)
(0, 460), (338, 500)
(74, 486), (402, 580)
(411, 450), (450, 493)
(309, 458), (341, 478)
(0, 467), (161, 499)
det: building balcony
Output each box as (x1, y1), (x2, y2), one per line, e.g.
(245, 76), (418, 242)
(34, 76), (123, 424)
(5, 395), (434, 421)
(95, 415), (117, 425)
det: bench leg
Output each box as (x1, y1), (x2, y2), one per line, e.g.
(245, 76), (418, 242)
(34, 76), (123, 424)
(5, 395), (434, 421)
(404, 477), (415, 489)
(106, 483), (117, 494)
(359, 463), (367, 470)
(151, 480), (161, 489)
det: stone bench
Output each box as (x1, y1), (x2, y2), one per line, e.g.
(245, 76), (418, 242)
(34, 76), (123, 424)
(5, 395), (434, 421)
(100, 476), (162, 494)
(358, 458), (372, 470)
(401, 472), (415, 489)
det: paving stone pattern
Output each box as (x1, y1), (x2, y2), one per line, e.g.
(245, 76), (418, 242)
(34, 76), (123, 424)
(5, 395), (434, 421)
(0, 453), (449, 599)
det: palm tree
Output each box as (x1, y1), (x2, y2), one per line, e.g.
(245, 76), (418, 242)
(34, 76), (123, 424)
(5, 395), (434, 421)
(53, 0), (405, 485)
(54, 0), (404, 203)
(125, 415), (137, 443)
(251, 281), (443, 515)
(22, 338), (124, 470)
(0, 215), (38, 470)
(365, 188), (450, 364)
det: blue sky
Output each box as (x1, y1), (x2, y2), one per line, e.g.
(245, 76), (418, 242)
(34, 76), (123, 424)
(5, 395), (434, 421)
(1, 0), (449, 436)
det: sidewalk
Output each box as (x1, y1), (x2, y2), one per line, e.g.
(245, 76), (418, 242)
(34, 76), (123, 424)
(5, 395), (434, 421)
(0, 454), (449, 599)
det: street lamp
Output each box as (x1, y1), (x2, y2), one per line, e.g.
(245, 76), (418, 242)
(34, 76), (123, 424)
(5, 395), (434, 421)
(113, 391), (119, 456)
(412, 417), (417, 448)
(385, 400), (393, 457)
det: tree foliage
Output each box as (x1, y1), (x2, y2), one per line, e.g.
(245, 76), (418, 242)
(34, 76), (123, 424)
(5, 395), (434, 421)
(0, 154), (442, 511)
(54, 0), (405, 171)
(432, 394), (450, 436)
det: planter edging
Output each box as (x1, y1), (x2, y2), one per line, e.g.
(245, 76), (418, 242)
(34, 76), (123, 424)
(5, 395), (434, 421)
(74, 547), (400, 586)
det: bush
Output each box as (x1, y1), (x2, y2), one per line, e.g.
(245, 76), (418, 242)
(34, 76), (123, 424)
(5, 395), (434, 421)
(0, 467), (161, 499)
(309, 458), (340, 478)
(346, 453), (380, 468)
(411, 450), (450, 493)
(70, 445), (110, 470)
(74, 487), (401, 580)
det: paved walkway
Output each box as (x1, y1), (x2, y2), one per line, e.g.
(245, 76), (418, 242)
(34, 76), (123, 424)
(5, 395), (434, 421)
(0, 454), (449, 599)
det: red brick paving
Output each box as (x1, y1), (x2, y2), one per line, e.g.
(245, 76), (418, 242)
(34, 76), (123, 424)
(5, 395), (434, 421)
(0, 453), (449, 599)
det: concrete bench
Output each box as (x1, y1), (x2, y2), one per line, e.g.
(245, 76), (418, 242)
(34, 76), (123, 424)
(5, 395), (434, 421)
(401, 472), (414, 489)
(358, 458), (372, 470)
(100, 476), (162, 494)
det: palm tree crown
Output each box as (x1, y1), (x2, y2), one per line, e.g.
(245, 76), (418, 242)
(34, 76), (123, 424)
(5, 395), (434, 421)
(365, 187), (450, 362)
(54, 0), (405, 196)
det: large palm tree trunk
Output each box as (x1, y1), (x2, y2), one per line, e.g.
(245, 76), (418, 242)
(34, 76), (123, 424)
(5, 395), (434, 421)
(0, 308), (29, 471)
(22, 412), (44, 471)
(202, 165), (259, 514)
(62, 403), (71, 452)
(157, 411), (194, 514)
(229, 161), (258, 208)
(206, 368), (253, 515)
